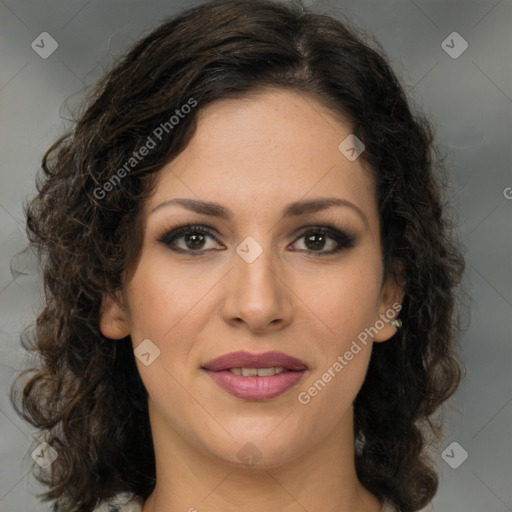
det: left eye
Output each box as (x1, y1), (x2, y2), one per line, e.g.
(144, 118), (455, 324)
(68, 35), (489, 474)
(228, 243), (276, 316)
(158, 224), (356, 255)
(290, 227), (356, 254)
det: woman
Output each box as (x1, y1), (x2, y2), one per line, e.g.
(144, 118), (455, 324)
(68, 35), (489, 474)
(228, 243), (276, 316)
(11, 0), (465, 511)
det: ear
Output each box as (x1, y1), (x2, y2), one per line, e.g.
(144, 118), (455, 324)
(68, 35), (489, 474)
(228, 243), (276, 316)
(373, 270), (405, 343)
(99, 291), (130, 340)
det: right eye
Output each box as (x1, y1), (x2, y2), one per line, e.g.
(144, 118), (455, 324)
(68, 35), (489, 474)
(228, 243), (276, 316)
(157, 224), (224, 254)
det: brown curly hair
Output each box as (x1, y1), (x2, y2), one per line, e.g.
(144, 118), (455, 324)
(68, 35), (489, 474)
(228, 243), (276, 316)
(10, 0), (466, 511)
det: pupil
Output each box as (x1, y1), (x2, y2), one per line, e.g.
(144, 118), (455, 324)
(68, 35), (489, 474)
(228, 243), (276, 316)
(186, 233), (205, 249)
(306, 233), (325, 250)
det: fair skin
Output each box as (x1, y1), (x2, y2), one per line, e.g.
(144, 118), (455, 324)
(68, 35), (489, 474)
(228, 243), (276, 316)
(100, 88), (403, 512)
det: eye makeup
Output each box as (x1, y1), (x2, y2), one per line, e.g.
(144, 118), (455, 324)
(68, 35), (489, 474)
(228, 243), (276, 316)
(156, 222), (357, 256)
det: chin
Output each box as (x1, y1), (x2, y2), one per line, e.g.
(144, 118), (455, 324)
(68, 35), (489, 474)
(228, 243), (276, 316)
(206, 432), (308, 470)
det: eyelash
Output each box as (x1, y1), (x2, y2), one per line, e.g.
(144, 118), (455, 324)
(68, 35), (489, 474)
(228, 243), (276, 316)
(157, 223), (356, 256)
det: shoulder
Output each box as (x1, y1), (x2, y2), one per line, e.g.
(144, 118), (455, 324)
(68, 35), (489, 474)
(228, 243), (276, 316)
(92, 492), (143, 512)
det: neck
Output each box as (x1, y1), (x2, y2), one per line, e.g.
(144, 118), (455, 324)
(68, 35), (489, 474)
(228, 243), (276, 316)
(142, 401), (381, 512)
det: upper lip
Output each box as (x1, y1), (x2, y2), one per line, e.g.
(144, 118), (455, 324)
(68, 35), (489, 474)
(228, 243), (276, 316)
(203, 351), (308, 372)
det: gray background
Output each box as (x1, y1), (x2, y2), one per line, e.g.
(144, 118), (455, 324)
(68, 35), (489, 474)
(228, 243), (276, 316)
(0, 0), (511, 510)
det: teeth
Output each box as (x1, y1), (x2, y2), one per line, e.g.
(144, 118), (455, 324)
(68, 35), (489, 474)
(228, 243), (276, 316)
(228, 367), (285, 377)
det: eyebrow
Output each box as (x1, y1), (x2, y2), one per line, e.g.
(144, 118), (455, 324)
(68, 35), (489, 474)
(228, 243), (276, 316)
(149, 197), (369, 227)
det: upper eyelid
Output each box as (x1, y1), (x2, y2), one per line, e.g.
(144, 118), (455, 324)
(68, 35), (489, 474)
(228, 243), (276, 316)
(158, 223), (356, 248)
(161, 223), (351, 236)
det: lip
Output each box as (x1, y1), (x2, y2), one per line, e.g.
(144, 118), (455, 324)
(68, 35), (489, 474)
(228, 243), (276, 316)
(203, 350), (308, 372)
(202, 351), (308, 401)
(205, 370), (306, 400)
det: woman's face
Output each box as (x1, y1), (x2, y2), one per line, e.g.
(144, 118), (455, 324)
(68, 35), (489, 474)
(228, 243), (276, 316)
(101, 88), (401, 468)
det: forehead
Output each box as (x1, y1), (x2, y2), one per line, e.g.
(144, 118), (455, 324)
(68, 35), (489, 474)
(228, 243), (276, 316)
(146, 89), (377, 225)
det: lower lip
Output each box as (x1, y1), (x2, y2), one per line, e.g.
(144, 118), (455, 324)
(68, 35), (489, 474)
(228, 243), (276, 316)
(205, 370), (306, 400)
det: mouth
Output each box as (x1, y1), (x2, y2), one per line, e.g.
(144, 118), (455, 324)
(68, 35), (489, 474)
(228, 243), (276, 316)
(203, 350), (308, 372)
(202, 350), (308, 400)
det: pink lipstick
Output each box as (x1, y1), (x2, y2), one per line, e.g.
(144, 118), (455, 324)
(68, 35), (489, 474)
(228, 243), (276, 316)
(203, 350), (307, 400)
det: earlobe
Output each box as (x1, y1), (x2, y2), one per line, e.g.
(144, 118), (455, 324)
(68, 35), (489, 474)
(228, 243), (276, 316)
(373, 315), (401, 343)
(99, 291), (130, 340)
(373, 274), (405, 343)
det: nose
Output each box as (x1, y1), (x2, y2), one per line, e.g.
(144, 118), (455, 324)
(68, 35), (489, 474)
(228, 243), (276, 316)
(221, 244), (294, 334)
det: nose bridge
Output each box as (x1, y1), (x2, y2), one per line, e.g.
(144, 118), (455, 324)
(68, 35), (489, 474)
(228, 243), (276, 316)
(223, 233), (292, 329)
(234, 237), (281, 301)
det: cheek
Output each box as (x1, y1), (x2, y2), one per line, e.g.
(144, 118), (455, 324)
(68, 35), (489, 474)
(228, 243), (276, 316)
(297, 258), (383, 346)
(296, 338), (372, 435)
(125, 250), (206, 339)
(298, 256), (382, 415)
(124, 250), (220, 384)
